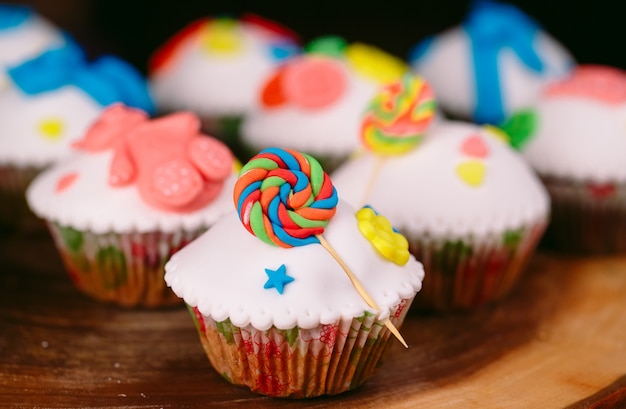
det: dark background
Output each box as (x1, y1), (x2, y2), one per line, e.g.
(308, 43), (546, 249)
(4, 0), (626, 74)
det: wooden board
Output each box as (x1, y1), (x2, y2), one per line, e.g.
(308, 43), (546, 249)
(1, 229), (626, 408)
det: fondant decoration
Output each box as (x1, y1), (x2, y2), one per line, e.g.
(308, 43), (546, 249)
(38, 117), (64, 141)
(9, 41), (155, 114)
(283, 58), (346, 109)
(544, 65), (626, 105)
(263, 264), (294, 294)
(55, 172), (78, 193)
(71, 104), (234, 213)
(0, 4), (30, 30)
(464, 0), (545, 124)
(460, 134), (489, 158)
(456, 160), (486, 187)
(500, 109), (537, 150)
(361, 74), (436, 155)
(345, 42), (407, 84)
(356, 206), (410, 265)
(234, 147), (408, 347)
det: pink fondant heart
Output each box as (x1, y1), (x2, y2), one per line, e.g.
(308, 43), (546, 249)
(460, 134), (489, 158)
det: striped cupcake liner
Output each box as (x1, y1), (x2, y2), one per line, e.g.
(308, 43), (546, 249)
(189, 297), (413, 398)
(540, 176), (626, 253)
(407, 222), (547, 311)
(47, 222), (207, 307)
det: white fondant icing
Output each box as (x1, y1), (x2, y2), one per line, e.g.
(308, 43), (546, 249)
(164, 202), (424, 331)
(0, 86), (105, 167)
(331, 121), (549, 238)
(26, 150), (238, 234)
(150, 22), (298, 117)
(410, 26), (573, 122)
(0, 14), (64, 72)
(520, 97), (626, 183)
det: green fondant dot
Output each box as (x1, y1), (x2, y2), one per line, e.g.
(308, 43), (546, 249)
(57, 224), (84, 253)
(501, 109), (538, 151)
(96, 246), (127, 290)
(305, 35), (347, 57)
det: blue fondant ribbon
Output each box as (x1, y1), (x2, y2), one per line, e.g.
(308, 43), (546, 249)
(0, 4), (32, 31)
(8, 38), (155, 115)
(464, 0), (544, 125)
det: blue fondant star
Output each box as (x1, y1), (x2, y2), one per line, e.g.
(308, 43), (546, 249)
(263, 264), (294, 295)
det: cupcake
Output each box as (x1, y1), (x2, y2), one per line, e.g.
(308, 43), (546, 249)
(332, 117), (549, 311)
(503, 65), (626, 253)
(164, 147), (424, 397)
(408, 0), (574, 125)
(0, 40), (154, 231)
(148, 14), (300, 157)
(0, 4), (65, 83)
(239, 35), (409, 171)
(26, 104), (237, 307)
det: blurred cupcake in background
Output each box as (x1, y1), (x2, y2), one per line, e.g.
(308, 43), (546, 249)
(331, 75), (549, 310)
(408, 0), (574, 126)
(503, 65), (626, 254)
(0, 39), (154, 232)
(239, 35), (410, 172)
(26, 104), (237, 307)
(0, 3), (66, 87)
(148, 13), (300, 158)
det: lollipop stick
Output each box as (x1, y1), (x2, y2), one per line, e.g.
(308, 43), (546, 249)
(359, 156), (386, 208)
(316, 234), (408, 348)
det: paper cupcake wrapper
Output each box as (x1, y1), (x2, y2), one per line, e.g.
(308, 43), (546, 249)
(47, 222), (206, 307)
(540, 176), (626, 253)
(0, 165), (42, 230)
(408, 221), (547, 311)
(189, 297), (414, 398)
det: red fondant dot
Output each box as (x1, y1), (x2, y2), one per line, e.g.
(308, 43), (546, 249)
(260, 67), (288, 108)
(55, 172), (79, 193)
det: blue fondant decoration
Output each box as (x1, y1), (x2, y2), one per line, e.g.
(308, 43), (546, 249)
(0, 4), (32, 31)
(407, 35), (435, 64)
(464, 0), (545, 125)
(8, 38), (155, 115)
(263, 264), (294, 295)
(269, 40), (300, 61)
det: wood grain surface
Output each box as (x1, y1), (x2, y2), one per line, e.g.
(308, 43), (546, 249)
(1, 228), (625, 408)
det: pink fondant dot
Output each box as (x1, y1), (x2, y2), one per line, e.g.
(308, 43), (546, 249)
(283, 57), (346, 109)
(460, 134), (489, 158)
(55, 172), (79, 194)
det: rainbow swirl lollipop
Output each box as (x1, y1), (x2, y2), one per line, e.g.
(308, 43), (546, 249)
(361, 74), (437, 156)
(233, 147), (338, 248)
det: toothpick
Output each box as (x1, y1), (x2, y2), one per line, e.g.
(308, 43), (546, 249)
(359, 156), (386, 208)
(316, 234), (408, 348)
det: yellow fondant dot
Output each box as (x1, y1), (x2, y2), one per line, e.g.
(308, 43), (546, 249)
(345, 43), (408, 84)
(38, 118), (65, 141)
(202, 19), (242, 54)
(482, 125), (509, 144)
(456, 161), (486, 187)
